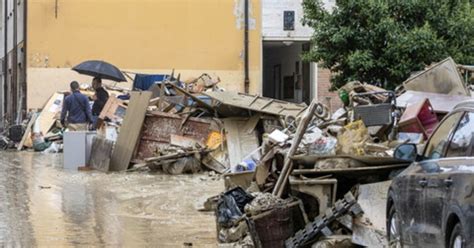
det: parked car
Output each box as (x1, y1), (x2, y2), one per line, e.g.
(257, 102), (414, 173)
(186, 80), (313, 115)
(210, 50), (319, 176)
(387, 100), (474, 248)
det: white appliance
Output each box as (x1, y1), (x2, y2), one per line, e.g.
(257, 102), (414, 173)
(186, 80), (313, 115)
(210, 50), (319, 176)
(63, 131), (96, 170)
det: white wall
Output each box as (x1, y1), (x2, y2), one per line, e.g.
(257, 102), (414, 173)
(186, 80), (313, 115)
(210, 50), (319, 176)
(0, 1), (4, 57)
(262, 0), (335, 41)
(6, 0), (14, 53)
(262, 0), (313, 40)
(16, 0), (24, 45)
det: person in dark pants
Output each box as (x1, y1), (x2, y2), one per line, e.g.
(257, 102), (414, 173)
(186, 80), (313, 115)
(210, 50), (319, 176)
(91, 77), (109, 128)
(61, 81), (93, 131)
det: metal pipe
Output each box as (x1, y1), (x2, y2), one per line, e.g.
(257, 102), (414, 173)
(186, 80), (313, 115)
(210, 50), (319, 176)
(23, 0), (28, 118)
(3, 0), (8, 127)
(13, 0), (19, 124)
(244, 0), (250, 93)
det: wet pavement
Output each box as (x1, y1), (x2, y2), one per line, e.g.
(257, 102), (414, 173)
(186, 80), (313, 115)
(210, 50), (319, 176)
(0, 151), (223, 247)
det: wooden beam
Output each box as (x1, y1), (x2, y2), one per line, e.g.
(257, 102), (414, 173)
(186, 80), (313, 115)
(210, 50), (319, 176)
(109, 91), (152, 171)
(272, 98), (319, 197)
(17, 112), (38, 151)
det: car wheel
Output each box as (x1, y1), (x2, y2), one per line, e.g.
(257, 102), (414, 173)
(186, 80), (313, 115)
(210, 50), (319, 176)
(449, 223), (464, 248)
(387, 202), (402, 248)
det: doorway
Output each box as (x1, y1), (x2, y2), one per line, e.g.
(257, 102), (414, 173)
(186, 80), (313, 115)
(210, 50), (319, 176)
(262, 41), (312, 104)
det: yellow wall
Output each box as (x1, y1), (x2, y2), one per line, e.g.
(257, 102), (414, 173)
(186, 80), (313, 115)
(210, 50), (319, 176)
(27, 0), (262, 108)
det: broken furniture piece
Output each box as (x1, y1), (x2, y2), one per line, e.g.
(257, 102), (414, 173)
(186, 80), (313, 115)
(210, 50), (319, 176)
(396, 90), (471, 114)
(247, 200), (307, 248)
(403, 57), (470, 96)
(289, 177), (337, 220)
(98, 96), (127, 127)
(398, 98), (439, 139)
(352, 91), (396, 127)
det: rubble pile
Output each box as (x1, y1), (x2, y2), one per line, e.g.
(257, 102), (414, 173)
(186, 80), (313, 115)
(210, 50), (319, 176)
(208, 57), (474, 247)
(0, 56), (472, 247)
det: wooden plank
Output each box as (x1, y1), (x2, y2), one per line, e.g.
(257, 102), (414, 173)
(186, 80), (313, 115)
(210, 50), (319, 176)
(144, 149), (203, 163)
(109, 91), (152, 171)
(291, 164), (408, 175)
(158, 84), (165, 110)
(166, 83), (215, 111)
(202, 149), (229, 174)
(273, 99), (319, 197)
(223, 118), (260, 167)
(203, 91), (307, 117)
(24, 93), (64, 148)
(89, 136), (114, 172)
(242, 113), (261, 134)
(38, 93), (64, 135)
(17, 113), (38, 150)
(170, 134), (202, 148)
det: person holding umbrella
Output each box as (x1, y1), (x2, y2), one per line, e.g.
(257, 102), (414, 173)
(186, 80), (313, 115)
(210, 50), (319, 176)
(60, 81), (93, 131)
(70, 60), (126, 129)
(91, 77), (109, 128)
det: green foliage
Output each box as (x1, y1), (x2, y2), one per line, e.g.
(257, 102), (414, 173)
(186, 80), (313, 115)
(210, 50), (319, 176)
(302, 0), (474, 89)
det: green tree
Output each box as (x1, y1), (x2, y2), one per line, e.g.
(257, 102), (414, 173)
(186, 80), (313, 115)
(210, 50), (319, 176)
(302, 0), (474, 89)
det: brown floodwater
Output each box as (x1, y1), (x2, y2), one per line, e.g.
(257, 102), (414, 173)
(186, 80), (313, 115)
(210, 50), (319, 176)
(0, 151), (223, 247)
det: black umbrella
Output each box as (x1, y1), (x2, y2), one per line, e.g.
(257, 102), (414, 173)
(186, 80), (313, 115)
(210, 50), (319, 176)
(72, 60), (127, 82)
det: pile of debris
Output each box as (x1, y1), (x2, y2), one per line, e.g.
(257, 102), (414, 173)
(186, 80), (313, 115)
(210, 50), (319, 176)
(209, 56), (474, 247)
(3, 82), (127, 153)
(1, 56), (472, 246)
(104, 72), (309, 173)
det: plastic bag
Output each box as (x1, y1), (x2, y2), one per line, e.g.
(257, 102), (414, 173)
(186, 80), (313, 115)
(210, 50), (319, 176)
(337, 120), (369, 155)
(216, 187), (254, 228)
(308, 136), (337, 156)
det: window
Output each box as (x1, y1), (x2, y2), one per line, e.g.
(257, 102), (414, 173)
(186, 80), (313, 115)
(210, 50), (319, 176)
(424, 112), (463, 159)
(283, 11), (295, 31)
(446, 112), (474, 157)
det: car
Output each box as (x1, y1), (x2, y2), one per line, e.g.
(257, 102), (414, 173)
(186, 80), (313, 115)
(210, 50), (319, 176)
(387, 100), (474, 248)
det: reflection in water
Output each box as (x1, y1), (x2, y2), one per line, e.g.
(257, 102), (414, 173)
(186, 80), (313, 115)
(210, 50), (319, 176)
(0, 154), (36, 247)
(0, 152), (222, 247)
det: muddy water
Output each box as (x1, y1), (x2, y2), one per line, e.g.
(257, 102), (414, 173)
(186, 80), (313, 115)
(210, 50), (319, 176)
(0, 152), (223, 247)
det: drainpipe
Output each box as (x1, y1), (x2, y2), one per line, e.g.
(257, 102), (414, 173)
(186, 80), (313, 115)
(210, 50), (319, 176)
(3, 0), (8, 126)
(23, 0), (27, 119)
(244, 0), (250, 93)
(13, 0), (19, 124)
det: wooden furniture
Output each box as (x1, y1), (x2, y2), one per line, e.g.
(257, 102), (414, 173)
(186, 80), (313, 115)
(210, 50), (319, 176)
(399, 98), (439, 139)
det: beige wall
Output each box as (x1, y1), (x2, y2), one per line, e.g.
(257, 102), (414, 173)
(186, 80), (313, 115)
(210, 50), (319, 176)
(27, 0), (262, 109)
(27, 68), (260, 109)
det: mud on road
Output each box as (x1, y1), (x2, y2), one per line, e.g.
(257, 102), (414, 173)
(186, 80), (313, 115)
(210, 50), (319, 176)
(0, 152), (223, 247)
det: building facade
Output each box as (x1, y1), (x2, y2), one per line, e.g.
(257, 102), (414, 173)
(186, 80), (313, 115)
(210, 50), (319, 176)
(0, 0), (339, 127)
(0, 0), (27, 129)
(261, 0), (339, 109)
(26, 0), (262, 110)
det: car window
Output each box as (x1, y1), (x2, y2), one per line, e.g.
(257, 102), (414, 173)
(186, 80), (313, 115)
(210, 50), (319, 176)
(424, 112), (463, 159)
(446, 112), (474, 157)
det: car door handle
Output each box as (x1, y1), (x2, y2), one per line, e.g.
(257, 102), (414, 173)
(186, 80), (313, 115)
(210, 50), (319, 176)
(444, 178), (453, 187)
(418, 179), (428, 187)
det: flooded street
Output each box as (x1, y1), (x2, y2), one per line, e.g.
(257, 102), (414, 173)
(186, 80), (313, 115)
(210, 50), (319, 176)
(0, 151), (223, 247)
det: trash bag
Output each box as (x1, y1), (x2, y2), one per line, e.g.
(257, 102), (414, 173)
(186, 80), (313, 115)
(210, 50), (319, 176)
(216, 187), (254, 228)
(225, 187), (255, 213)
(217, 194), (243, 228)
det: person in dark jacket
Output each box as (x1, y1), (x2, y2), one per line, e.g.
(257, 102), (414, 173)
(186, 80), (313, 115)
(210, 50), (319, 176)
(60, 81), (93, 131)
(90, 77), (109, 129)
